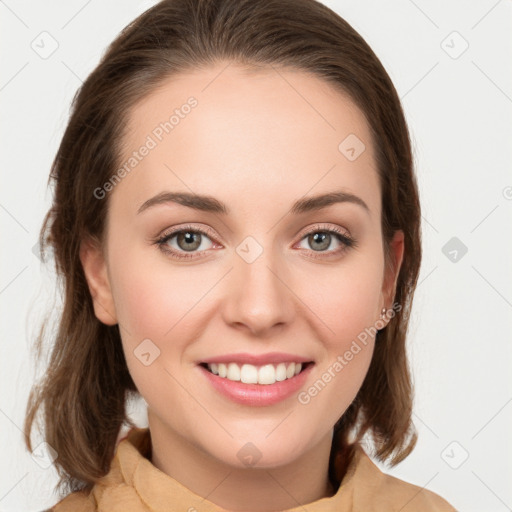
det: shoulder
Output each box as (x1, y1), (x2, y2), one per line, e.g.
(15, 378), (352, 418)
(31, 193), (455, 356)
(49, 490), (96, 511)
(48, 427), (151, 511)
(347, 445), (458, 511)
(370, 471), (457, 511)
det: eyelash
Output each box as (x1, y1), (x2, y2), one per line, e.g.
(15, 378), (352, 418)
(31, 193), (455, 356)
(154, 223), (357, 261)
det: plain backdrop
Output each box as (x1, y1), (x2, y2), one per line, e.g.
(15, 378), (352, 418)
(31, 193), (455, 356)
(1, 1), (511, 510)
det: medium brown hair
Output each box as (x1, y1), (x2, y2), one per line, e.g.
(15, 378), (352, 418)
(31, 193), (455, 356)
(25, 0), (421, 496)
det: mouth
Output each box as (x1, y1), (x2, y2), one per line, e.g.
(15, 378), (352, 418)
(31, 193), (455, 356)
(198, 361), (314, 386)
(197, 360), (315, 406)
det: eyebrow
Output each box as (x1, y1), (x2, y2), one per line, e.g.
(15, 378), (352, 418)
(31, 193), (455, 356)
(137, 190), (370, 216)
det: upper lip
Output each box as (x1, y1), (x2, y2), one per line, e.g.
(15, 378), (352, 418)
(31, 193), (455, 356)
(199, 352), (314, 366)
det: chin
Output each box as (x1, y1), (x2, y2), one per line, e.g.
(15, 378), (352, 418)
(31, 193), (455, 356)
(208, 433), (311, 470)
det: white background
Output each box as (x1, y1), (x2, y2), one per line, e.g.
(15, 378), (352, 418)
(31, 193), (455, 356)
(1, 0), (511, 510)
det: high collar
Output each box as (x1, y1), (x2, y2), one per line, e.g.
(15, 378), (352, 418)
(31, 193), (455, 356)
(97, 427), (361, 511)
(55, 426), (456, 511)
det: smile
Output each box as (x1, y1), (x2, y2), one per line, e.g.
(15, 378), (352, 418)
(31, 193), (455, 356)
(198, 361), (315, 406)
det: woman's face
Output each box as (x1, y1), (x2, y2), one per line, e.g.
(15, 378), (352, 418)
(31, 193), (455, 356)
(82, 62), (403, 470)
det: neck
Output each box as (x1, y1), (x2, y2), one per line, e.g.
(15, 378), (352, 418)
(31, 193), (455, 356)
(147, 410), (337, 512)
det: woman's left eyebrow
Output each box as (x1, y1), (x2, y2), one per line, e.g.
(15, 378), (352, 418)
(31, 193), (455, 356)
(136, 190), (370, 216)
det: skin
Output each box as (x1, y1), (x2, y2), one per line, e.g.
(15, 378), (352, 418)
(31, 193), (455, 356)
(80, 61), (404, 511)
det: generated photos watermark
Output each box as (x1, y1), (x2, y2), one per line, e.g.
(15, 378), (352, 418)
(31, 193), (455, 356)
(297, 301), (402, 405)
(93, 96), (198, 200)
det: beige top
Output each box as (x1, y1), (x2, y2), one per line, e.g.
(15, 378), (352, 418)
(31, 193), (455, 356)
(51, 427), (457, 511)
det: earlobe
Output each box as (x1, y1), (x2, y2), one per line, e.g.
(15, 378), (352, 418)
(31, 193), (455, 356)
(79, 237), (118, 326)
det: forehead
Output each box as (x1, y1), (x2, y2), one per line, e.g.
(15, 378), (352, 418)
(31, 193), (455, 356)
(111, 62), (380, 220)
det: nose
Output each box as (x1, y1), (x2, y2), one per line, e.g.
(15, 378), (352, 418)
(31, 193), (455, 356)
(222, 247), (295, 337)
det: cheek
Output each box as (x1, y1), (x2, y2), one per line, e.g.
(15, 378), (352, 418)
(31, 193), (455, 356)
(106, 244), (204, 384)
(303, 253), (384, 346)
(109, 242), (203, 338)
(109, 257), (207, 413)
(295, 252), (383, 405)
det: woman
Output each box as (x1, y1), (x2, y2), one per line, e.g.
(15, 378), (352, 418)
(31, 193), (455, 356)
(25, 0), (456, 510)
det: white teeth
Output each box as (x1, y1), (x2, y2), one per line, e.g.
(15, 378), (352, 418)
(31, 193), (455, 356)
(275, 363), (287, 382)
(206, 362), (304, 385)
(217, 363), (226, 378)
(240, 364), (258, 384)
(227, 362), (241, 381)
(258, 364), (277, 384)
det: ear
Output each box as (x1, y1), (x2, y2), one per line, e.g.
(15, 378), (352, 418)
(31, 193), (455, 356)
(379, 230), (405, 326)
(79, 236), (118, 326)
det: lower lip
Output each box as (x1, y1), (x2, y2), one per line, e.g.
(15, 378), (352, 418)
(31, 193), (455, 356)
(198, 363), (314, 406)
